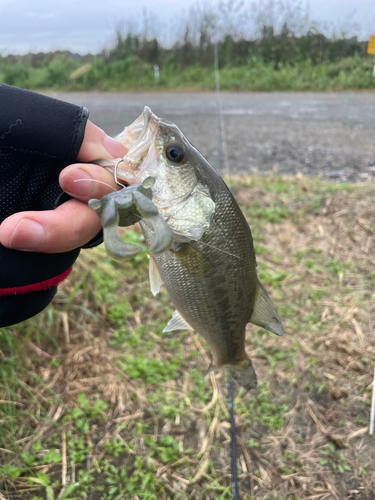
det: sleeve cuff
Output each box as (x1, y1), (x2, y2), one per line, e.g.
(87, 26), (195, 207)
(0, 84), (89, 162)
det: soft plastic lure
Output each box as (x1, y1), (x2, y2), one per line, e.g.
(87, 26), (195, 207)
(88, 175), (173, 261)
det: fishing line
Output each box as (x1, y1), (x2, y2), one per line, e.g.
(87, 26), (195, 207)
(228, 375), (240, 500)
(73, 178), (117, 192)
(196, 239), (241, 260)
(214, 42), (239, 500)
(214, 43), (230, 176)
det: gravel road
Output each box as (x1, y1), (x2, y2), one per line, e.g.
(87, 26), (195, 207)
(52, 91), (375, 182)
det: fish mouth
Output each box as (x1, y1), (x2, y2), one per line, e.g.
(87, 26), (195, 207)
(115, 106), (154, 150)
(97, 106), (216, 243)
(113, 106), (159, 185)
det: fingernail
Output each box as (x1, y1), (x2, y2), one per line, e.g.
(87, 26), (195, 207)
(64, 169), (93, 196)
(103, 135), (128, 158)
(10, 219), (46, 250)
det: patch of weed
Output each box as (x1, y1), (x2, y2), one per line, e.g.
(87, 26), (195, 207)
(325, 258), (347, 276)
(257, 268), (288, 288)
(118, 354), (180, 384)
(245, 201), (292, 223)
(100, 456), (165, 500)
(106, 301), (134, 323)
(309, 288), (329, 300)
(187, 368), (212, 404)
(256, 342), (297, 370)
(294, 247), (323, 263)
(145, 435), (185, 463)
(103, 437), (130, 458)
(302, 311), (321, 324)
(236, 382), (288, 430)
(319, 442), (351, 472)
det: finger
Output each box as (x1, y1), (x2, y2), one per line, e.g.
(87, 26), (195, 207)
(77, 120), (128, 162)
(59, 163), (121, 202)
(0, 199), (102, 253)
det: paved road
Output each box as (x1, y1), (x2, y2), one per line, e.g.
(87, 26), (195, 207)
(52, 91), (375, 182)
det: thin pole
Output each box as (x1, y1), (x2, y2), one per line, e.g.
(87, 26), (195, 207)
(214, 43), (230, 176)
(228, 375), (239, 500)
(369, 363), (375, 435)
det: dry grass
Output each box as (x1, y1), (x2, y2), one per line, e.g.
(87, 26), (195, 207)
(0, 174), (374, 500)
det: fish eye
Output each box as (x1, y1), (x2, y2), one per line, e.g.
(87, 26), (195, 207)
(166, 144), (185, 163)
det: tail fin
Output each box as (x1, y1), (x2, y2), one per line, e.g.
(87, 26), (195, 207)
(205, 356), (257, 391)
(250, 281), (284, 337)
(226, 356), (257, 392)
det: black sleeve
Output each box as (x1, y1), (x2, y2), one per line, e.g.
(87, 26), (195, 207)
(0, 84), (90, 327)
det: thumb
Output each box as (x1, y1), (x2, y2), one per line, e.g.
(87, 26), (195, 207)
(77, 120), (128, 162)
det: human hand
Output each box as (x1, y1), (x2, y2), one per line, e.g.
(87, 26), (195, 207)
(0, 120), (127, 253)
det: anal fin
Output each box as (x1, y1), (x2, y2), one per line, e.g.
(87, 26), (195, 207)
(149, 256), (163, 296)
(163, 310), (194, 332)
(249, 281), (285, 336)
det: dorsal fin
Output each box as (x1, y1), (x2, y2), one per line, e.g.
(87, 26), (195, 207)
(163, 310), (194, 332)
(249, 281), (284, 336)
(149, 256), (163, 296)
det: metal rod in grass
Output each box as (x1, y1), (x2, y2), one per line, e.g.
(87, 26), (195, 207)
(228, 374), (240, 500)
(214, 42), (239, 499)
(369, 363), (375, 435)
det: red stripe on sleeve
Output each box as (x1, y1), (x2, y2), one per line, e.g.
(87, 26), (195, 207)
(0, 267), (73, 297)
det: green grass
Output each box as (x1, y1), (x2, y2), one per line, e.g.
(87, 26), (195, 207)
(1, 174), (375, 499)
(1, 55), (375, 91)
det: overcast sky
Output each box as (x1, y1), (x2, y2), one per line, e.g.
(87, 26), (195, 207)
(0, 0), (374, 55)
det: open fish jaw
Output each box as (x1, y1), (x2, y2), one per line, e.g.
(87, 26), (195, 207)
(114, 106), (152, 149)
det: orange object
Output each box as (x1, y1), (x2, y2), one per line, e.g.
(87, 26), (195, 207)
(367, 35), (375, 54)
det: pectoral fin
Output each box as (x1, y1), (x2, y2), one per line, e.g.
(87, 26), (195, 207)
(163, 310), (194, 332)
(249, 281), (284, 336)
(179, 243), (213, 276)
(149, 256), (163, 296)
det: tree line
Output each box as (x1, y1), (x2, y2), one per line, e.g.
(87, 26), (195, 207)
(0, 0), (372, 92)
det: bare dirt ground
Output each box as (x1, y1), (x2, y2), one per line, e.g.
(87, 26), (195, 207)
(52, 91), (375, 183)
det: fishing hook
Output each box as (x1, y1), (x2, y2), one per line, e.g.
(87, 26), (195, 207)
(114, 157), (126, 188)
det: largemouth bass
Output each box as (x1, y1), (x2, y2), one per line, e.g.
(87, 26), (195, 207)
(98, 107), (284, 391)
